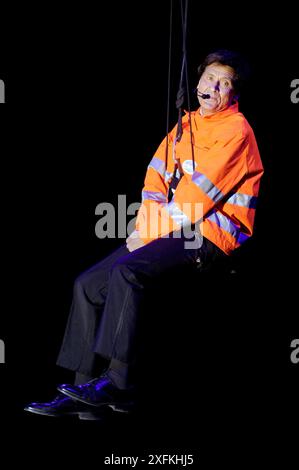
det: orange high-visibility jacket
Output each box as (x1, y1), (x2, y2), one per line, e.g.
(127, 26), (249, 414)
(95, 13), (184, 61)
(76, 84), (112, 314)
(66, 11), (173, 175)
(135, 103), (264, 254)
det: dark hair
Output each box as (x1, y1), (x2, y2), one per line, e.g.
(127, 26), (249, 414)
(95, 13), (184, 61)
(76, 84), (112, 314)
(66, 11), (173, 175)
(197, 49), (251, 96)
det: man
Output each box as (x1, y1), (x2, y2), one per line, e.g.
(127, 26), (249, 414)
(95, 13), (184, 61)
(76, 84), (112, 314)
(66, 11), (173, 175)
(25, 49), (264, 419)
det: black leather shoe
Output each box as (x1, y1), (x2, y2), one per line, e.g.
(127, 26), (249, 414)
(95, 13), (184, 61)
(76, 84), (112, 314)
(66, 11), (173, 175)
(24, 393), (95, 417)
(57, 373), (135, 408)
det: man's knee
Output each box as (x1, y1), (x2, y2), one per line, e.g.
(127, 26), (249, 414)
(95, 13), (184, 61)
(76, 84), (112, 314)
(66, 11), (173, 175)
(73, 273), (87, 293)
(73, 269), (98, 295)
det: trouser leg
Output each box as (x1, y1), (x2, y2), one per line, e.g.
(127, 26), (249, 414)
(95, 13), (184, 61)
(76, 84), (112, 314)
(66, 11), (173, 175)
(57, 231), (224, 380)
(94, 231), (223, 364)
(74, 372), (93, 385)
(56, 245), (129, 375)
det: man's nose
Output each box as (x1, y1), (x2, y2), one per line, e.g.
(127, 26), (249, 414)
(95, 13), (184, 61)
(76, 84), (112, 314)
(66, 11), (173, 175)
(212, 81), (220, 91)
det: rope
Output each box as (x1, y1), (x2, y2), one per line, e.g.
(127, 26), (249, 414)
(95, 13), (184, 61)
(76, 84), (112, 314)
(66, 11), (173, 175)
(166, 0), (195, 201)
(175, 0), (188, 143)
(181, 3), (196, 172)
(164, 0), (173, 173)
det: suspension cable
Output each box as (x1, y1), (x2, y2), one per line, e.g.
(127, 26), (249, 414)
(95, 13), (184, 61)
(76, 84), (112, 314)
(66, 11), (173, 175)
(165, 0), (173, 173)
(166, 0), (195, 200)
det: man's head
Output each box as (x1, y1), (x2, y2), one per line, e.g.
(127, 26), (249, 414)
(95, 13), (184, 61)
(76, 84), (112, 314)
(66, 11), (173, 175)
(196, 49), (250, 116)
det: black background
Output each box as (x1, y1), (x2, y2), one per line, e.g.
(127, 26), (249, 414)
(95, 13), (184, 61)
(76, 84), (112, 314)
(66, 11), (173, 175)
(0, 1), (298, 467)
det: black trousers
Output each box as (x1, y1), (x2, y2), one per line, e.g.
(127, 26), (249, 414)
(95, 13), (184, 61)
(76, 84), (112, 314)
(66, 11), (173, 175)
(56, 231), (225, 376)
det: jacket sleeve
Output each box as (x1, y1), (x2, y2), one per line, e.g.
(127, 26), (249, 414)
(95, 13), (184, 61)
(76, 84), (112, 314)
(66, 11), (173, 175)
(135, 128), (181, 243)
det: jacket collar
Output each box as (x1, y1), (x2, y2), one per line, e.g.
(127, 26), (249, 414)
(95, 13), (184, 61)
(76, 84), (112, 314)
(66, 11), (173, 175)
(195, 102), (239, 122)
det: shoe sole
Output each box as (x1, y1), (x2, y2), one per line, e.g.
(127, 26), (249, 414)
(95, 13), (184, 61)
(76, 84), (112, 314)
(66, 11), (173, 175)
(58, 387), (134, 410)
(24, 406), (80, 417)
(108, 404), (133, 413)
(78, 409), (111, 420)
(78, 405), (133, 420)
(24, 404), (133, 419)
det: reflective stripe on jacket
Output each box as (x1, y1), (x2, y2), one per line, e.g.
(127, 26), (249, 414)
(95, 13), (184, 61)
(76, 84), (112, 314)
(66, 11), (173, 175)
(135, 103), (264, 254)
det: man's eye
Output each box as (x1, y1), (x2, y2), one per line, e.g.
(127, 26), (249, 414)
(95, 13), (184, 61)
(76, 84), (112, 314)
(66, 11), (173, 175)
(223, 81), (230, 88)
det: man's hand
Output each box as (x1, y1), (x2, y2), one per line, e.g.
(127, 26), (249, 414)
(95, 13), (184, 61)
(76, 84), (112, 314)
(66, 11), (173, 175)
(126, 230), (145, 252)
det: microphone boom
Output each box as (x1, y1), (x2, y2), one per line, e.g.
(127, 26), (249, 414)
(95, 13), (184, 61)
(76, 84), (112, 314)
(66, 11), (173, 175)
(198, 92), (210, 99)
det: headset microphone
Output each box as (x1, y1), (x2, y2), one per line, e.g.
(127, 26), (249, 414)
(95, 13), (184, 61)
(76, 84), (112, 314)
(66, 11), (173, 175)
(197, 92), (210, 99)
(193, 88), (210, 99)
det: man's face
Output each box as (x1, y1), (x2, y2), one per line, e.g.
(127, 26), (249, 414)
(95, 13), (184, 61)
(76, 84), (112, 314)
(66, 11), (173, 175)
(197, 62), (236, 115)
